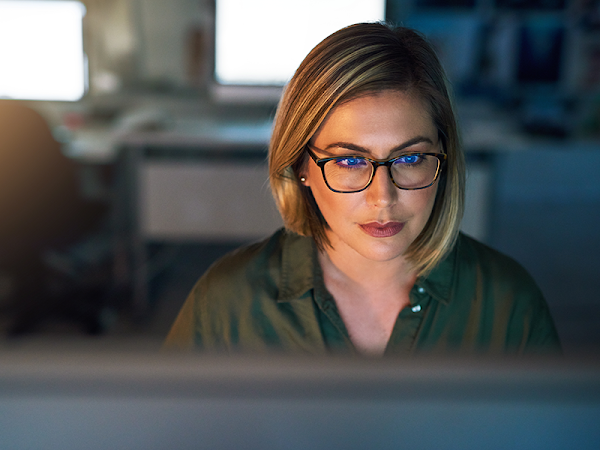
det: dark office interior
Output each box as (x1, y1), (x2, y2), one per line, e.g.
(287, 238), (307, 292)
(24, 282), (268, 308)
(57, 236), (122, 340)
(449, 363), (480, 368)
(0, 0), (598, 353)
(0, 1), (599, 448)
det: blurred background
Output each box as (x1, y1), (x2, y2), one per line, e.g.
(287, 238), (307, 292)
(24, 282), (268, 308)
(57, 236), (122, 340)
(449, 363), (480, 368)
(0, 0), (598, 354)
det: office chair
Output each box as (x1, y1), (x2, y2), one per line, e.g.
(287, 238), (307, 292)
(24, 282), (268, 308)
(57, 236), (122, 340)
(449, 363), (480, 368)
(0, 100), (108, 335)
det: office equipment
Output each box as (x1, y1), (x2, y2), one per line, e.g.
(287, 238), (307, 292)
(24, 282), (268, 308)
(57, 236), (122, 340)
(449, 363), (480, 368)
(0, 351), (598, 450)
(211, 0), (386, 103)
(0, 1), (87, 101)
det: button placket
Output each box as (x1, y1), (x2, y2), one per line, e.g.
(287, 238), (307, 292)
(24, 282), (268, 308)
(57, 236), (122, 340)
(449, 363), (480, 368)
(412, 286), (426, 313)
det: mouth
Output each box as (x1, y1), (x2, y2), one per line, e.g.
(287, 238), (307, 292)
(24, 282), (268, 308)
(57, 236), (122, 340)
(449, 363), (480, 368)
(359, 221), (404, 238)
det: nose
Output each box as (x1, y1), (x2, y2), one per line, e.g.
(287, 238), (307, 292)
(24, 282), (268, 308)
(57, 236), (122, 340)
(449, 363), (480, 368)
(365, 165), (397, 207)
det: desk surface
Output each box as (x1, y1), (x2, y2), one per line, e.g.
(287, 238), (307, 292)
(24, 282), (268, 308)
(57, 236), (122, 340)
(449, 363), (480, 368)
(121, 117), (273, 149)
(64, 117), (273, 163)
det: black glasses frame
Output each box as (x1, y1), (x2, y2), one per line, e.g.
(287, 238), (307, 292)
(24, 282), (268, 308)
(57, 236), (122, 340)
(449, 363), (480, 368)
(305, 145), (447, 193)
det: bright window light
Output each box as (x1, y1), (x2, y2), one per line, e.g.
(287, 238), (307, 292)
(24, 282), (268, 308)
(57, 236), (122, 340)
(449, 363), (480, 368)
(215, 0), (385, 86)
(0, 1), (87, 101)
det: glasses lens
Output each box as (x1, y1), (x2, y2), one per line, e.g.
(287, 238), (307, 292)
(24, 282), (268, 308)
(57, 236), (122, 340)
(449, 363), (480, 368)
(322, 154), (441, 192)
(391, 154), (440, 189)
(323, 157), (372, 192)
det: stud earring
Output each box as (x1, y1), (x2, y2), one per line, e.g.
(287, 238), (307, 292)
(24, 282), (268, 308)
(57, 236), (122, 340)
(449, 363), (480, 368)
(300, 176), (306, 182)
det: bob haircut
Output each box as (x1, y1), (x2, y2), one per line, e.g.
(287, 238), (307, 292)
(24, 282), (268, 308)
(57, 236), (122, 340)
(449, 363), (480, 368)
(269, 22), (465, 277)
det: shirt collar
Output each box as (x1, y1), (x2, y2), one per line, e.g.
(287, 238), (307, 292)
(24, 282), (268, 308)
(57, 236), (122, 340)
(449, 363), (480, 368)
(276, 229), (459, 305)
(416, 237), (459, 305)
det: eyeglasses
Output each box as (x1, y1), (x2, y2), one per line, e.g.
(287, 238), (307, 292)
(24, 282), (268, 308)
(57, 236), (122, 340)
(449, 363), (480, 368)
(306, 144), (446, 193)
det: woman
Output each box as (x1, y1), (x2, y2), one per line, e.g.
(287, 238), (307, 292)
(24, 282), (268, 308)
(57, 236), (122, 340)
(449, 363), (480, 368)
(165, 23), (560, 355)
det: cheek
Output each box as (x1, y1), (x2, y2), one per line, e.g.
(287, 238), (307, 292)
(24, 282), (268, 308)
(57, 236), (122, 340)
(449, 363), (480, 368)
(307, 169), (337, 212)
(305, 161), (328, 193)
(306, 166), (355, 220)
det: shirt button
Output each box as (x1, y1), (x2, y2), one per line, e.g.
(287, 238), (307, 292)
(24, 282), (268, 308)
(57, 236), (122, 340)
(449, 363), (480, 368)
(411, 305), (422, 313)
(417, 287), (425, 294)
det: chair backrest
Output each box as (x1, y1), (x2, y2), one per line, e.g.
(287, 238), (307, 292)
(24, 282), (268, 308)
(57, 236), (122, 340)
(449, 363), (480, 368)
(0, 100), (79, 252)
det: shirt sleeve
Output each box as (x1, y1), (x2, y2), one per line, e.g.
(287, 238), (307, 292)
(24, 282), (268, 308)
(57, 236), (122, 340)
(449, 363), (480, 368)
(449, 234), (563, 355)
(162, 284), (199, 351)
(522, 288), (562, 354)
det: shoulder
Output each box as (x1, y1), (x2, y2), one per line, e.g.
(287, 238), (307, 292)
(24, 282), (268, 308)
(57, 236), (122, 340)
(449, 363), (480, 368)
(191, 228), (312, 302)
(202, 227), (312, 278)
(167, 228), (318, 351)
(448, 232), (551, 326)
(199, 228), (287, 291)
(450, 233), (560, 352)
(454, 232), (539, 291)
(164, 229), (289, 350)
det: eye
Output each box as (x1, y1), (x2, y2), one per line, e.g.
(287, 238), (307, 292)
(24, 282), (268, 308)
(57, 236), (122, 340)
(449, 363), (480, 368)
(334, 157), (368, 168)
(395, 154), (423, 165)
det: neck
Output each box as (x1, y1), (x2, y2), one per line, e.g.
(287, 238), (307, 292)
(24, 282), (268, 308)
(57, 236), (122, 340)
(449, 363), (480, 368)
(318, 237), (417, 295)
(317, 233), (417, 355)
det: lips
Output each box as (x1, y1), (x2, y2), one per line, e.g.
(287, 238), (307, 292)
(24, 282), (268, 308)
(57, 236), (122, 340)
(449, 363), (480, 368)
(359, 221), (404, 238)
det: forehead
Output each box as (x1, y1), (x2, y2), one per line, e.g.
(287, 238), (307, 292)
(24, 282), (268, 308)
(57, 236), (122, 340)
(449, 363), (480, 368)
(312, 90), (436, 147)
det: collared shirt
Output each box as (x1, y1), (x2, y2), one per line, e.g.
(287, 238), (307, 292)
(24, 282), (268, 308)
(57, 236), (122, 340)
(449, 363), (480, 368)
(164, 229), (560, 355)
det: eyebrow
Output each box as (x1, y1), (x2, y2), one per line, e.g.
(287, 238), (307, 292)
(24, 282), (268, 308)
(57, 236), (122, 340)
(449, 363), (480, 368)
(321, 136), (436, 156)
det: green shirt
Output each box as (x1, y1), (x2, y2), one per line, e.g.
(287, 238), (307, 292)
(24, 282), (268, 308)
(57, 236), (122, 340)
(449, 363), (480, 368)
(165, 229), (560, 355)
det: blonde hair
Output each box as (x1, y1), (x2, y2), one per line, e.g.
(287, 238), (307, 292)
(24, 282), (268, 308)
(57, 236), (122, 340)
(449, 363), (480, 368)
(269, 22), (465, 276)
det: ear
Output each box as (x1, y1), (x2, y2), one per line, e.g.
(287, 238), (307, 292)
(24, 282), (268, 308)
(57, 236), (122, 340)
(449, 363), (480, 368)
(296, 151), (311, 187)
(297, 164), (310, 187)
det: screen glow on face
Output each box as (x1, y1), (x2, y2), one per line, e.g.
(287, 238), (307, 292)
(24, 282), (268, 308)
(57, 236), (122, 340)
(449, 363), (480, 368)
(0, 1), (87, 101)
(215, 0), (385, 86)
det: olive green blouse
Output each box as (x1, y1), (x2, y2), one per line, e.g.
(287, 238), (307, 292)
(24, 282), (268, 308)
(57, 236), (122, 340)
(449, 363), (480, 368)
(164, 229), (560, 355)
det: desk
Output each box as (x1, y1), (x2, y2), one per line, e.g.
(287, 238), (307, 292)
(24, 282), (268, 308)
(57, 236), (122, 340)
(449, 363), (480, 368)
(117, 118), (282, 316)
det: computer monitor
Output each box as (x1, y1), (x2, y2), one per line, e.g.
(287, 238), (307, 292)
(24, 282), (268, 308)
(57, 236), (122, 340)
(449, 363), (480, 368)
(0, 1), (87, 102)
(210, 0), (386, 104)
(1, 350), (599, 450)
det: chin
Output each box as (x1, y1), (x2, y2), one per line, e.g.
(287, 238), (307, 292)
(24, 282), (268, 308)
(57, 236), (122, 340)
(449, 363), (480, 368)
(327, 227), (415, 263)
(355, 241), (410, 263)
